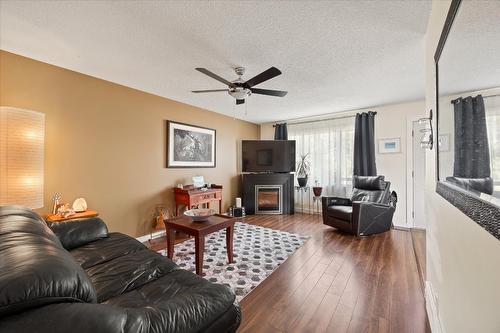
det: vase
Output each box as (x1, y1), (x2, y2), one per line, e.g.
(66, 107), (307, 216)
(313, 186), (323, 197)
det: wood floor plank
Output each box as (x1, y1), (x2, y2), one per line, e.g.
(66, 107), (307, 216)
(145, 213), (429, 333)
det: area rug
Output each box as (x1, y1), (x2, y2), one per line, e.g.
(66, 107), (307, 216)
(158, 222), (309, 302)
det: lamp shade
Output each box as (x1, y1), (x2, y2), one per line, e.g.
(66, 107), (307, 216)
(0, 107), (45, 209)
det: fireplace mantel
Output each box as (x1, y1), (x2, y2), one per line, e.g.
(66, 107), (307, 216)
(242, 173), (294, 215)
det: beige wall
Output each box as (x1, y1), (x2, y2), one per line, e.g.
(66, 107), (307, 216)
(260, 100), (425, 228)
(0, 51), (259, 237)
(425, 1), (500, 332)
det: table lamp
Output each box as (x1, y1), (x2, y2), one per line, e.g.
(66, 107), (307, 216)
(0, 107), (45, 209)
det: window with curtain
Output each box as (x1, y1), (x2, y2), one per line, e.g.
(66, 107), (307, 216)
(485, 96), (500, 195)
(288, 117), (355, 197)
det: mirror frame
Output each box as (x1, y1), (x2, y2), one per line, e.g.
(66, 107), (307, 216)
(435, 0), (500, 241)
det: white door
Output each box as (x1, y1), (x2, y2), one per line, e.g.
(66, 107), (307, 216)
(412, 121), (426, 228)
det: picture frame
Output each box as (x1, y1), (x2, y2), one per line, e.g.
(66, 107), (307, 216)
(167, 121), (216, 168)
(378, 138), (401, 154)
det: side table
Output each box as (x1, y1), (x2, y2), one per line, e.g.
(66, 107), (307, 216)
(45, 210), (98, 222)
(294, 186), (310, 213)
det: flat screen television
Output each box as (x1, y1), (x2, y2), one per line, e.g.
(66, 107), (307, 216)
(242, 140), (296, 173)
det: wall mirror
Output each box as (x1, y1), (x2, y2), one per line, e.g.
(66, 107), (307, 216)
(435, 0), (500, 240)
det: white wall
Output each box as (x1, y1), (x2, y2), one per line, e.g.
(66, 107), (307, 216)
(425, 1), (500, 332)
(260, 100), (425, 228)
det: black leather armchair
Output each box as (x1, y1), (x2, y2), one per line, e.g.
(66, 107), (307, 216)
(322, 175), (396, 236)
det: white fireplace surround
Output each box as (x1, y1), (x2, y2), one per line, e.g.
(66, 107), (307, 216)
(254, 185), (283, 215)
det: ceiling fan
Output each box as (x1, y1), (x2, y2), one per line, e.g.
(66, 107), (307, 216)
(192, 66), (287, 105)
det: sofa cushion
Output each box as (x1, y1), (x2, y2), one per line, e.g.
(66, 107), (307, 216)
(0, 206), (97, 318)
(104, 269), (237, 333)
(327, 205), (353, 221)
(48, 217), (108, 250)
(70, 232), (147, 269)
(85, 249), (178, 302)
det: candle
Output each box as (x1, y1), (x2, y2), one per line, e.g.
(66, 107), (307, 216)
(235, 197), (242, 208)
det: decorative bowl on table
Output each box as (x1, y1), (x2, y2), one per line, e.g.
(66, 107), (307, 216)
(184, 208), (215, 222)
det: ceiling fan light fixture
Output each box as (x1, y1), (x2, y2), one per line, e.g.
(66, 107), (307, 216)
(228, 87), (251, 100)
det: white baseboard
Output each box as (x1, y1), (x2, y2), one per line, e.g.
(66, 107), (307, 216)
(425, 281), (445, 333)
(136, 230), (166, 243)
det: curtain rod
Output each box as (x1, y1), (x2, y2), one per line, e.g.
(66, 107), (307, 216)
(451, 93), (500, 103)
(273, 111), (376, 127)
(483, 93), (500, 99)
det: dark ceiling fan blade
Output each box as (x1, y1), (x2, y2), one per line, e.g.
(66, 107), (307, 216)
(195, 68), (235, 87)
(192, 89), (229, 93)
(244, 67), (282, 88)
(250, 88), (288, 97)
(236, 99), (245, 105)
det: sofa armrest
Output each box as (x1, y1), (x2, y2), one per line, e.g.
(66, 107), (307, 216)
(48, 217), (108, 250)
(352, 201), (395, 236)
(0, 302), (130, 333)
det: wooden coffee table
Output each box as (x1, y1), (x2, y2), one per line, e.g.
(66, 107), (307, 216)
(163, 214), (237, 276)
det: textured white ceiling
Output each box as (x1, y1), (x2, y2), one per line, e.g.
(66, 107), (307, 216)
(439, 0), (500, 95)
(0, 0), (431, 124)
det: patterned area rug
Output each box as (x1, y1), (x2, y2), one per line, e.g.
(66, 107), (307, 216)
(158, 222), (309, 302)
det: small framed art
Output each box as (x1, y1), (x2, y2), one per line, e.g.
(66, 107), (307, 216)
(378, 138), (401, 154)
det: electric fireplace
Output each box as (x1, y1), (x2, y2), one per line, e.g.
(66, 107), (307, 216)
(255, 185), (282, 214)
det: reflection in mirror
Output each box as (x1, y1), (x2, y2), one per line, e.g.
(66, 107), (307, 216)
(438, 1), (500, 199)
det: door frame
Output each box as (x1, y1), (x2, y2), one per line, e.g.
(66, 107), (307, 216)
(406, 117), (426, 229)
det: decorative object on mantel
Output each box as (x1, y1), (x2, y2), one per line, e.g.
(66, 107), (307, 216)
(378, 138), (401, 154)
(418, 109), (434, 150)
(158, 222), (309, 302)
(167, 121), (216, 168)
(0, 107), (45, 209)
(72, 197), (88, 212)
(296, 153), (310, 187)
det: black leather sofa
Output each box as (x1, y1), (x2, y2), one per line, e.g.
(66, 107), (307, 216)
(322, 175), (396, 236)
(0, 205), (240, 333)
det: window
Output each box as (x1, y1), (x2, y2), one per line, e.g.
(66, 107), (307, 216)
(485, 96), (500, 195)
(288, 117), (355, 197)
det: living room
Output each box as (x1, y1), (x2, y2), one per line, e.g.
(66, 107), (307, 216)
(1, 1), (499, 333)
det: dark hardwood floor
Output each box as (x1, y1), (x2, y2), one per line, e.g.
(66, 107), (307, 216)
(147, 213), (429, 333)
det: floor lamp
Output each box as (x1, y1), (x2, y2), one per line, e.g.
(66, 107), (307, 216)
(0, 107), (45, 209)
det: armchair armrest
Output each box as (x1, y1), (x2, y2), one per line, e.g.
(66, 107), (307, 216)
(321, 196), (352, 207)
(48, 217), (108, 250)
(352, 201), (395, 236)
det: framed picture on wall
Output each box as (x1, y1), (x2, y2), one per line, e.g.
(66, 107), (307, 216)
(167, 121), (216, 168)
(378, 138), (401, 154)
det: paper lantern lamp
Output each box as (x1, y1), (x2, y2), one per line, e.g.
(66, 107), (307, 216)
(0, 107), (45, 209)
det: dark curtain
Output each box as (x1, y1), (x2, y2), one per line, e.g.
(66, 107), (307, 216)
(274, 123), (288, 140)
(452, 95), (491, 178)
(353, 112), (377, 176)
